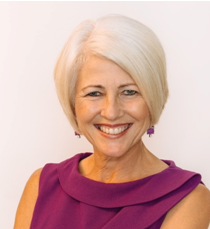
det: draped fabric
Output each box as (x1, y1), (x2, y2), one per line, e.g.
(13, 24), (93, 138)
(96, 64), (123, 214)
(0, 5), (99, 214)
(30, 153), (202, 229)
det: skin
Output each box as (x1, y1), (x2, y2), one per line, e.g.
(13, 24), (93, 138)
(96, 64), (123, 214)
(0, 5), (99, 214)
(14, 55), (210, 228)
(14, 168), (42, 229)
(75, 55), (167, 183)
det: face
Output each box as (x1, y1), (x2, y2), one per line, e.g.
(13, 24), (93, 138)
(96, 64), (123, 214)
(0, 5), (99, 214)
(75, 56), (150, 158)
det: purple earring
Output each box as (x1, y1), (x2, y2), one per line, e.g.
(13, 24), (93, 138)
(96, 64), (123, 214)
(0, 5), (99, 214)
(147, 126), (154, 137)
(75, 131), (81, 138)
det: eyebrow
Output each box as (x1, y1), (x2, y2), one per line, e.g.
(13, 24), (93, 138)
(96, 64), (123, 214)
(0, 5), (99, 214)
(81, 83), (137, 91)
(82, 85), (104, 91)
(118, 83), (137, 88)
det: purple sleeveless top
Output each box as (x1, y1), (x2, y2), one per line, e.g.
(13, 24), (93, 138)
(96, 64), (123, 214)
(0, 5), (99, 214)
(30, 153), (202, 229)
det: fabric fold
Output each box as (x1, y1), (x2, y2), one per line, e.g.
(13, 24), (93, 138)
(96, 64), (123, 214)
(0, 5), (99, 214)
(30, 152), (202, 229)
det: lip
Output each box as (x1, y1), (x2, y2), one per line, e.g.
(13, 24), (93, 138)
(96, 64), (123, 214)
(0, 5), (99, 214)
(94, 123), (132, 138)
(95, 123), (131, 128)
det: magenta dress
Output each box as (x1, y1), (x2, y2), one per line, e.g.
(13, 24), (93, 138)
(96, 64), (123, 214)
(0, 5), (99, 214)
(30, 153), (202, 229)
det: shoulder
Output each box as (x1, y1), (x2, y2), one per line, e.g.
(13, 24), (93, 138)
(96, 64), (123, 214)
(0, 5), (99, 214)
(14, 168), (43, 229)
(161, 184), (210, 229)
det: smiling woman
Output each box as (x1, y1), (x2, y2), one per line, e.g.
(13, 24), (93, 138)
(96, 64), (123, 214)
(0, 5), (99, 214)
(54, 15), (168, 133)
(75, 56), (150, 161)
(14, 14), (210, 229)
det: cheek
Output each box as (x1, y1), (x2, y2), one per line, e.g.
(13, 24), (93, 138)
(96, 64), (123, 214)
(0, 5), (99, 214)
(126, 101), (150, 119)
(75, 100), (100, 123)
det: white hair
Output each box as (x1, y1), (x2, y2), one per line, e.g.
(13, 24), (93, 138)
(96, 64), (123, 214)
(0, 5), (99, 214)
(54, 14), (169, 133)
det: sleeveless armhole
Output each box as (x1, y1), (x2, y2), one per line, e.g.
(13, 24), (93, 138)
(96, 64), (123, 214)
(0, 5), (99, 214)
(29, 154), (203, 229)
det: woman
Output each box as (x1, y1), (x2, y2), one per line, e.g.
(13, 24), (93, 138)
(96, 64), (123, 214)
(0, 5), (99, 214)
(14, 15), (210, 229)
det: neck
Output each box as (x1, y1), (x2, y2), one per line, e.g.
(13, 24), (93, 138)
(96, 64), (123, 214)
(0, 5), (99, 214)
(79, 142), (162, 183)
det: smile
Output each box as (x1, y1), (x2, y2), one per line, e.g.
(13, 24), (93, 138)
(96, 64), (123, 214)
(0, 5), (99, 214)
(95, 124), (132, 135)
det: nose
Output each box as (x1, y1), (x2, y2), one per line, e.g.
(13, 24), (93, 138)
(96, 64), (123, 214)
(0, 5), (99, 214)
(100, 95), (124, 121)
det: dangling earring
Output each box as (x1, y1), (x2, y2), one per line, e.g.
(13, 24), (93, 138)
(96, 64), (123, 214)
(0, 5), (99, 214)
(147, 126), (154, 137)
(75, 131), (81, 138)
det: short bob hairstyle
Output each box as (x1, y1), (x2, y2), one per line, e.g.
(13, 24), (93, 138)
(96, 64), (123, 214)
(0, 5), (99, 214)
(54, 14), (169, 134)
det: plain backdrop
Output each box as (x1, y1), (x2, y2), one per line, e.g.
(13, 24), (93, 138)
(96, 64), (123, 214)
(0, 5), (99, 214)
(0, 2), (210, 228)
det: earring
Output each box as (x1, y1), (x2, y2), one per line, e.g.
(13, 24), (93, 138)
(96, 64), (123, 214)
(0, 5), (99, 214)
(74, 131), (81, 138)
(147, 126), (154, 137)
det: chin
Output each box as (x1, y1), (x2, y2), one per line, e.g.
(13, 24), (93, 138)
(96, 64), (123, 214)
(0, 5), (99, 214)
(95, 146), (129, 159)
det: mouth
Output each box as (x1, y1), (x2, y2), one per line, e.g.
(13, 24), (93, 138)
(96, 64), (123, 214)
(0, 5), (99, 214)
(95, 124), (132, 135)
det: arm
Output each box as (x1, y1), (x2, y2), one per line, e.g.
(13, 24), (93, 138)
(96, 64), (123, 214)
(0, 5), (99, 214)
(161, 184), (210, 229)
(14, 168), (42, 229)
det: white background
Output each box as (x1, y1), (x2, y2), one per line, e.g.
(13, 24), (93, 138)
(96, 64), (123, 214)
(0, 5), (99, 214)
(0, 2), (210, 228)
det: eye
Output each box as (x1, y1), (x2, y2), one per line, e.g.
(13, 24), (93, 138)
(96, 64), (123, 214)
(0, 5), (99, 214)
(86, 91), (101, 97)
(123, 90), (138, 96)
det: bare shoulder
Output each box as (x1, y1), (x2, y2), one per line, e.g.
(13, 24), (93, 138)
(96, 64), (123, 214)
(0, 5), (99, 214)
(14, 168), (43, 229)
(161, 184), (210, 229)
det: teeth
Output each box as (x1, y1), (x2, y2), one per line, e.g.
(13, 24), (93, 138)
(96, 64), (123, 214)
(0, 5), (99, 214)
(99, 125), (129, 135)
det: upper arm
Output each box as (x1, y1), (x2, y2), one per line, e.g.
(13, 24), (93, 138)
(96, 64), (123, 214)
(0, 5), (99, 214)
(161, 184), (210, 229)
(14, 168), (42, 229)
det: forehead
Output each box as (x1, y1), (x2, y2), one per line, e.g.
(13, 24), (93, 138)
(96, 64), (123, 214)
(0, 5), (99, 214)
(78, 55), (135, 86)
